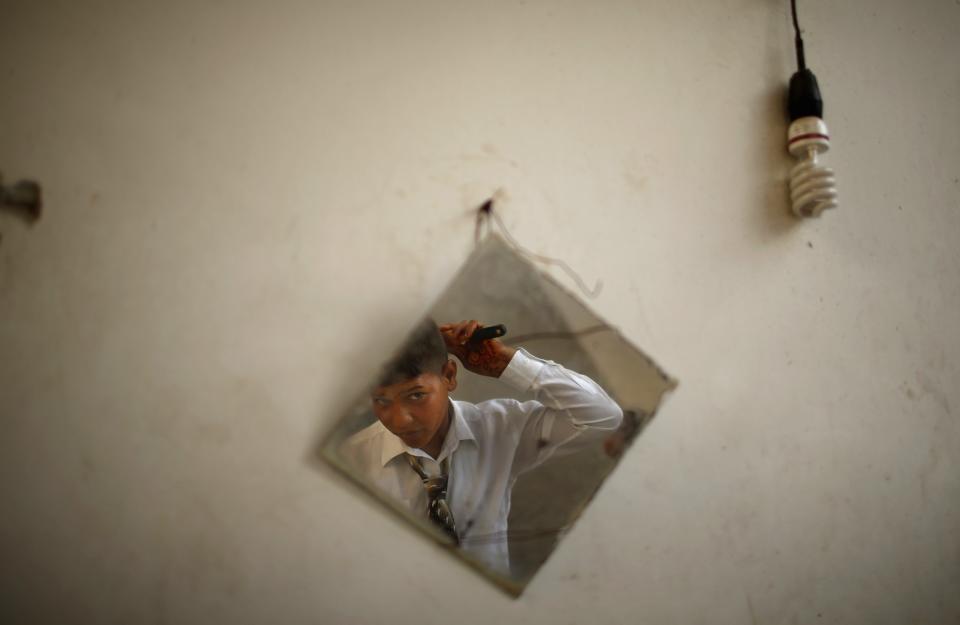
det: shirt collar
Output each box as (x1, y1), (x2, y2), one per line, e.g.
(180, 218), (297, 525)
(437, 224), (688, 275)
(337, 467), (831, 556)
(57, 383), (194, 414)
(379, 400), (476, 467)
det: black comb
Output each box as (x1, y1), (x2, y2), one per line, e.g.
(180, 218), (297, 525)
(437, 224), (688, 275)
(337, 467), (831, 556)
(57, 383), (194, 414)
(467, 324), (507, 345)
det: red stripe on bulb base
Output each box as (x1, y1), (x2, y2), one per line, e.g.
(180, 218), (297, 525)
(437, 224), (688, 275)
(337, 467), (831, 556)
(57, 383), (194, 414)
(788, 132), (830, 146)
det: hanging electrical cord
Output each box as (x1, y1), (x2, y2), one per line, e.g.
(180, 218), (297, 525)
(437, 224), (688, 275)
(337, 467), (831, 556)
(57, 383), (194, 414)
(790, 0), (806, 70)
(786, 0), (838, 218)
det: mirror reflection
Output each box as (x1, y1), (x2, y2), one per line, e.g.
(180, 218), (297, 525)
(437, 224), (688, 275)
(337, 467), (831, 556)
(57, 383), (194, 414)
(321, 235), (675, 594)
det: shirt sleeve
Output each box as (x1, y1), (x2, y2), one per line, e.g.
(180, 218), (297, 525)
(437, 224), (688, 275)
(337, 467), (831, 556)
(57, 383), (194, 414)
(498, 347), (623, 476)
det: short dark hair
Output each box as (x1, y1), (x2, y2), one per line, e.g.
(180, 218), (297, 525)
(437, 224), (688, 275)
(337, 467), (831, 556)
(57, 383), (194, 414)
(377, 317), (448, 387)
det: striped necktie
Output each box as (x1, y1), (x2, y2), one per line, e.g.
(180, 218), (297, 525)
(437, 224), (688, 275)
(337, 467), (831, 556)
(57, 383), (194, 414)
(406, 454), (459, 545)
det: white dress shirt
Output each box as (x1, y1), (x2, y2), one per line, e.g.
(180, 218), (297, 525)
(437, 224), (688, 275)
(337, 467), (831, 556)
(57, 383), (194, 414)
(340, 347), (623, 576)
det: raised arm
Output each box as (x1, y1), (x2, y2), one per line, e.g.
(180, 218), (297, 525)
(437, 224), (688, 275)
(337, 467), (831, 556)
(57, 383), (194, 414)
(498, 348), (623, 474)
(439, 320), (623, 476)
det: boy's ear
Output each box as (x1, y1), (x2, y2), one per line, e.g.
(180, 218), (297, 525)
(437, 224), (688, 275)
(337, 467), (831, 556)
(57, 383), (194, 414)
(441, 359), (458, 392)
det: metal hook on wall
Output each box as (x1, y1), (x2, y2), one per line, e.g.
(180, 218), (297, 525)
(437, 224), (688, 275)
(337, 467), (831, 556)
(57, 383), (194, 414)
(1, 173), (43, 224)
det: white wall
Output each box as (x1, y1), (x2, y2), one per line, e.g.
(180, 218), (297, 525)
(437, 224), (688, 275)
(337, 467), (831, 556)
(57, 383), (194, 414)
(1, 1), (958, 623)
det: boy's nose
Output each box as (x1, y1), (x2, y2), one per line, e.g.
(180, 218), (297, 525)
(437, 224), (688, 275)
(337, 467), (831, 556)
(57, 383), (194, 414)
(382, 405), (415, 431)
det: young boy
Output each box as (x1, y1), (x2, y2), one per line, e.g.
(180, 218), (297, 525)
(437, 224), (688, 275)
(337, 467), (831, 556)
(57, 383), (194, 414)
(340, 318), (623, 576)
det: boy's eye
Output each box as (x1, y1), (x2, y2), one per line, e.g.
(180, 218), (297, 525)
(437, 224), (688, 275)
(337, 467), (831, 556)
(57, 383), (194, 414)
(408, 392), (427, 401)
(373, 398), (390, 407)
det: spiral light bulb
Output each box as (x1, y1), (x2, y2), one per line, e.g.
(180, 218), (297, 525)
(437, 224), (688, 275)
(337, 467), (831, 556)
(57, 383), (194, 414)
(787, 116), (837, 217)
(785, 0), (837, 218)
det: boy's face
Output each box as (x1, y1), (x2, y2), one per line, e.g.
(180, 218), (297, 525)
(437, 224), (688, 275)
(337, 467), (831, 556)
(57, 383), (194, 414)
(371, 360), (458, 450)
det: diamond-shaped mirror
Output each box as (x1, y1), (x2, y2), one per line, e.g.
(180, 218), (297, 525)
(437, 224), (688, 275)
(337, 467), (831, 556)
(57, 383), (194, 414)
(319, 234), (676, 595)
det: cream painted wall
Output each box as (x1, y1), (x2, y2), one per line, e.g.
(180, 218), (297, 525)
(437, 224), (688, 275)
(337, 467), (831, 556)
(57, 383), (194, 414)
(1, 1), (958, 623)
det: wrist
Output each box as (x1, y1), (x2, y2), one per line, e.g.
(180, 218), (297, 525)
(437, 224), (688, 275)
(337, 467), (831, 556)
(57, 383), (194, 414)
(492, 346), (517, 378)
